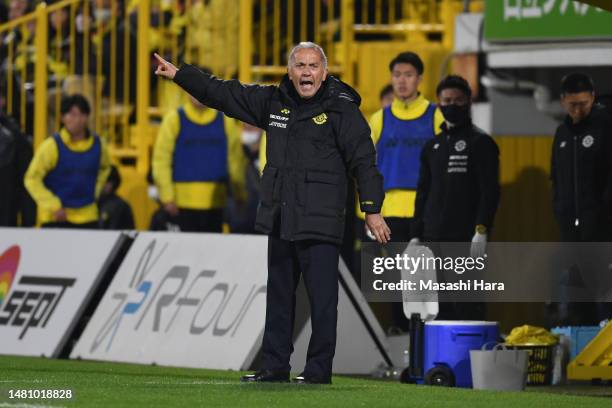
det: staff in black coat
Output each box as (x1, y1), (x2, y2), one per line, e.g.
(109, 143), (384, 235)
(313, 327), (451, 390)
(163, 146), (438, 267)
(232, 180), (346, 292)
(551, 73), (612, 242)
(154, 42), (389, 385)
(411, 75), (500, 255)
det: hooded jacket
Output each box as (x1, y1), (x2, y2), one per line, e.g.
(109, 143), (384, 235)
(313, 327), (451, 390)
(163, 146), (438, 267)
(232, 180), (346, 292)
(173, 64), (384, 244)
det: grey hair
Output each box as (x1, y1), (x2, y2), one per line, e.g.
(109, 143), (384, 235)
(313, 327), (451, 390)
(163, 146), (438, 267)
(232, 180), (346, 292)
(287, 42), (328, 70)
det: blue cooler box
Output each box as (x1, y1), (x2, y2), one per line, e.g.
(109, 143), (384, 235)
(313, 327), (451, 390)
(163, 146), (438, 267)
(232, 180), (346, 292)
(424, 321), (500, 388)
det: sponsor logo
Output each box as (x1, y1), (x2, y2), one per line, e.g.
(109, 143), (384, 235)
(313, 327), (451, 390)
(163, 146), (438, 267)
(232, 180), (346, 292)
(269, 113), (290, 129)
(454, 140), (467, 152)
(91, 239), (266, 353)
(313, 113), (328, 125)
(269, 114), (289, 121)
(582, 135), (594, 148)
(0, 246), (19, 307)
(0, 245), (75, 340)
(448, 154), (468, 174)
(383, 137), (429, 149)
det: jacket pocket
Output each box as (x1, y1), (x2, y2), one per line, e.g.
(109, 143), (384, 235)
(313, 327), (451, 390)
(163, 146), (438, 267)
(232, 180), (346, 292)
(305, 170), (343, 217)
(260, 166), (279, 205)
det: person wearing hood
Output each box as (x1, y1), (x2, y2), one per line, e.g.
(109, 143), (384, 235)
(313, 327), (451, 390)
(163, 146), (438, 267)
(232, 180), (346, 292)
(411, 75), (500, 255)
(154, 41), (388, 385)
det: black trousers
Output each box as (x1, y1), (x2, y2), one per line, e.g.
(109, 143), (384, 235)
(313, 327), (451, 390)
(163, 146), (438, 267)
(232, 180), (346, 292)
(261, 235), (340, 378)
(176, 208), (223, 232)
(554, 215), (612, 325)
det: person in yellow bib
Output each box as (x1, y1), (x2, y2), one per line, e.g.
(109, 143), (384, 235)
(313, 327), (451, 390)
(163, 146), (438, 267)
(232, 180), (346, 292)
(152, 76), (246, 232)
(359, 52), (445, 241)
(360, 52), (444, 331)
(24, 94), (111, 228)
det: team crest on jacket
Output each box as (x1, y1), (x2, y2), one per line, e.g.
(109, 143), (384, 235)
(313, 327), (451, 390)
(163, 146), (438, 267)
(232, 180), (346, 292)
(281, 108), (291, 115)
(582, 135), (594, 148)
(313, 113), (328, 125)
(454, 140), (466, 152)
(560, 141), (566, 148)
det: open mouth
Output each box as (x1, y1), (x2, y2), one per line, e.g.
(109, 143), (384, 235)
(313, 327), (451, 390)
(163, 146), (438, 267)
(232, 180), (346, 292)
(299, 79), (314, 90)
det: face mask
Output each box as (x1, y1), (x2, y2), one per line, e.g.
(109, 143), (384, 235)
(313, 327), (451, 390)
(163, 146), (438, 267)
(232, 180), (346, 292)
(241, 130), (260, 145)
(440, 104), (470, 126)
(148, 185), (159, 201)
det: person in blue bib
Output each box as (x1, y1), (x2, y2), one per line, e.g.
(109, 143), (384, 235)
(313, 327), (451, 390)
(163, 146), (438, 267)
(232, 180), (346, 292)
(360, 51), (445, 241)
(152, 67), (246, 232)
(359, 52), (444, 331)
(25, 94), (110, 228)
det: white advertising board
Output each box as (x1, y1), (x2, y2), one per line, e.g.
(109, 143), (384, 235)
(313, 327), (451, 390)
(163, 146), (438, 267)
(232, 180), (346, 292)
(71, 232), (268, 371)
(0, 228), (124, 357)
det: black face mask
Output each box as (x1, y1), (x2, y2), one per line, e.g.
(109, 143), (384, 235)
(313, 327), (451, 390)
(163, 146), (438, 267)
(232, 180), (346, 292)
(440, 103), (470, 126)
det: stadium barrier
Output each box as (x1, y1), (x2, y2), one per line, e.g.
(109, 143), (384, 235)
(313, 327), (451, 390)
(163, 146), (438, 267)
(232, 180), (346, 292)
(0, 227), (130, 358)
(70, 232), (270, 371)
(0, 227), (392, 374)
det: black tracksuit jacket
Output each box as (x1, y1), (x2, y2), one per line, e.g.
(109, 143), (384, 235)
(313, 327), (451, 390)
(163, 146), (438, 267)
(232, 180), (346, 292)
(173, 65), (384, 244)
(551, 105), (612, 241)
(411, 120), (500, 241)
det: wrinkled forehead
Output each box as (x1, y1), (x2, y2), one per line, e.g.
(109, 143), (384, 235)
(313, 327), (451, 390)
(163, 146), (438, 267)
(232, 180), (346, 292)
(292, 49), (323, 65)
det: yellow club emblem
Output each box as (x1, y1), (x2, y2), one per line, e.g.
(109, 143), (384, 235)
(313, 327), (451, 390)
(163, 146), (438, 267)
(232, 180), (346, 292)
(281, 108), (291, 115)
(313, 113), (328, 125)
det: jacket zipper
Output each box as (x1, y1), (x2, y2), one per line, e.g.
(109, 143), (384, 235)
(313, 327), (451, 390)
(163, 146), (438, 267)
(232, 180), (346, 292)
(281, 113), (298, 241)
(573, 135), (580, 227)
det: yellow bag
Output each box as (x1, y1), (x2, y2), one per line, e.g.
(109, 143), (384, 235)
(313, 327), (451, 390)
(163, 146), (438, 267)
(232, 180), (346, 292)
(505, 325), (559, 345)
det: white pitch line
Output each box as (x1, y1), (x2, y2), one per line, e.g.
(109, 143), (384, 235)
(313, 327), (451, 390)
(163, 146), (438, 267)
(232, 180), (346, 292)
(0, 403), (66, 408)
(0, 381), (45, 384)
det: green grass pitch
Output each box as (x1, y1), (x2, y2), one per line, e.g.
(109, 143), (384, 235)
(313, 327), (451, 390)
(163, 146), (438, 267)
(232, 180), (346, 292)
(0, 356), (609, 407)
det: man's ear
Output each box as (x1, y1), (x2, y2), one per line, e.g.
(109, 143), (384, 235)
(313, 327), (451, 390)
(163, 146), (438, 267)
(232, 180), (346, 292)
(323, 69), (328, 81)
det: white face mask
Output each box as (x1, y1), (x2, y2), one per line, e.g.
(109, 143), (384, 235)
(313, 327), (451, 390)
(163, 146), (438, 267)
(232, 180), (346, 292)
(241, 130), (260, 145)
(148, 185), (159, 201)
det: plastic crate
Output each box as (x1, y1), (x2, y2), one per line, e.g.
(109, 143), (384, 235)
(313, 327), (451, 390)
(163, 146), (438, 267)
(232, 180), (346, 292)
(512, 345), (555, 385)
(551, 326), (600, 360)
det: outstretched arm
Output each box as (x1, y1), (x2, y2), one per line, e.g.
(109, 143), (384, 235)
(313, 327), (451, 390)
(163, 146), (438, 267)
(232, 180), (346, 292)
(154, 53), (275, 129)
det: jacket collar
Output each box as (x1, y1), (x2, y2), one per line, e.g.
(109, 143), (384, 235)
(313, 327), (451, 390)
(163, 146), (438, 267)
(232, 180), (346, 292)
(278, 75), (362, 120)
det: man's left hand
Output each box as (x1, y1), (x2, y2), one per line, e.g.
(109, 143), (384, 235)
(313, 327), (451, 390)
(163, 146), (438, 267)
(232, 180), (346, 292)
(365, 213), (391, 244)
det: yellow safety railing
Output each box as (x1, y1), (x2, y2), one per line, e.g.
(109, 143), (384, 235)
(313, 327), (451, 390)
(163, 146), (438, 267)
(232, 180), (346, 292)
(0, 0), (462, 155)
(238, 0), (464, 86)
(0, 0), (466, 228)
(239, 0), (352, 83)
(0, 0), (139, 153)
